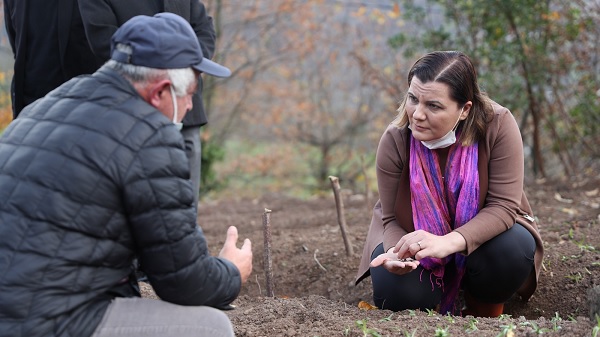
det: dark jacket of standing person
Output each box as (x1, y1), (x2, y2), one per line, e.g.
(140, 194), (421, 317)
(78, 0), (215, 127)
(3, 0), (102, 117)
(0, 66), (240, 337)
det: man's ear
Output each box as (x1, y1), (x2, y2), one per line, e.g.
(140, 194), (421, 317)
(147, 79), (172, 109)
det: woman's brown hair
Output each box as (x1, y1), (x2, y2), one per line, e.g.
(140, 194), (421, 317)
(393, 51), (493, 146)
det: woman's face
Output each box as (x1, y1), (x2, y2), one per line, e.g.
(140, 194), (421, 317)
(406, 77), (470, 141)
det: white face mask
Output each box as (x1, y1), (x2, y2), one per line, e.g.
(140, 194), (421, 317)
(170, 85), (183, 131)
(418, 107), (464, 150)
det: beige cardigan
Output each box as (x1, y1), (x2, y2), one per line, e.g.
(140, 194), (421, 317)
(356, 102), (543, 301)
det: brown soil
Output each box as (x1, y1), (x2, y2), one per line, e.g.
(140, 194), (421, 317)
(141, 174), (600, 336)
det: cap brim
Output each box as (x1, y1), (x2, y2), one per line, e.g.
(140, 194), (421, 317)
(193, 58), (231, 78)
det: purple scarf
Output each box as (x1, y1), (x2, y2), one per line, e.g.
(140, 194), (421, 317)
(409, 133), (479, 314)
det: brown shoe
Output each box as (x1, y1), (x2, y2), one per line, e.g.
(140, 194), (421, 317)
(462, 291), (504, 318)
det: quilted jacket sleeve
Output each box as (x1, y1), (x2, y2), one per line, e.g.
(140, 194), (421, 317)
(121, 124), (241, 309)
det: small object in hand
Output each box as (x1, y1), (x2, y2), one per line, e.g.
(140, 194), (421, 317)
(399, 257), (415, 262)
(417, 241), (422, 250)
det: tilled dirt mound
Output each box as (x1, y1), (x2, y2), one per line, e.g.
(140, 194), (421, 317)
(142, 176), (600, 336)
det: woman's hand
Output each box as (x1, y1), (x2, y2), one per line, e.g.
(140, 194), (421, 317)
(370, 249), (420, 275)
(393, 230), (467, 261)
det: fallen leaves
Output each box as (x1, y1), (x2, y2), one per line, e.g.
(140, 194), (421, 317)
(554, 193), (573, 204)
(358, 300), (378, 310)
(561, 208), (578, 216)
(585, 188), (598, 197)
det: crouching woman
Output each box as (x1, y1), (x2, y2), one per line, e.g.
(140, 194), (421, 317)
(355, 51), (543, 317)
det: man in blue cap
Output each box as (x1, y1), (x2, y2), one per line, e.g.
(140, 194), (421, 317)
(0, 13), (250, 337)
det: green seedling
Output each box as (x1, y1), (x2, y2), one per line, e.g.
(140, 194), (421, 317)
(444, 312), (455, 324)
(496, 323), (516, 337)
(379, 313), (394, 322)
(407, 309), (416, 317)
(575, 240), (595, 252)
(550, 312), (562, 331)
(592, 314), (600, 337)
(498, 314), (512, 321)
(568, 228), (575, 240)
(565, 272), (583, 283)
(520, 321), (549, 334)
(434, 326), (450, 337)
(425, 308), (437, 316)
(464, 318), (478, 333)
(542, 260), (550, 269)
(561, 255), (569, 261)
(355, 319), (382, 337)
(403, 328), (417, 337)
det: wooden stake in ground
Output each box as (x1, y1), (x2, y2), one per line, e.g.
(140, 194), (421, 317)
(262, 208), (274, 297)
(328, 176), (354, 256)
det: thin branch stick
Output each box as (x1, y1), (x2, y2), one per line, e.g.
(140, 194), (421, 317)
(262, 208), (274, 297)
(313, 249), (327, 272)
(328, 176), (354, 256)
(255, 274), (262, 296)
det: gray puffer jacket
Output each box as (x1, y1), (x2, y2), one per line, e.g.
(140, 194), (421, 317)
(0, 68), (241, 337)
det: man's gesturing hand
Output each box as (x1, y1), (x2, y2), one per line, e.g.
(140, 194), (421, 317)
(219, 226), (253, 283)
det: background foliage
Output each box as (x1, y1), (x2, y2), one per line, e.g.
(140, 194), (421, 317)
(0, 74), (10, 133)
(1, 1), (598, 199)
(387, 0), (600, 178)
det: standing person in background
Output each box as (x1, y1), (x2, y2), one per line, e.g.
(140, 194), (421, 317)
(355, 51), (543, 317)
(0, 13), (249, 337)
(79, 0), (218, 207)
(3, 0), (102, 117)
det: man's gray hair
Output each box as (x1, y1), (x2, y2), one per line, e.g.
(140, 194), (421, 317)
(102, 43), (197, 97)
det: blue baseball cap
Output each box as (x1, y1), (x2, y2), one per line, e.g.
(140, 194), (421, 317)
(110, 12), (231, 78)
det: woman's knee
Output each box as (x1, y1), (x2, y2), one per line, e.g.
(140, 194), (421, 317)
(464, 224), (535, 302)
(468, 224), (534, 271)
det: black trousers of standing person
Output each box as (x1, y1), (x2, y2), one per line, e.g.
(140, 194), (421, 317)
(369, 223), (536, 312)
